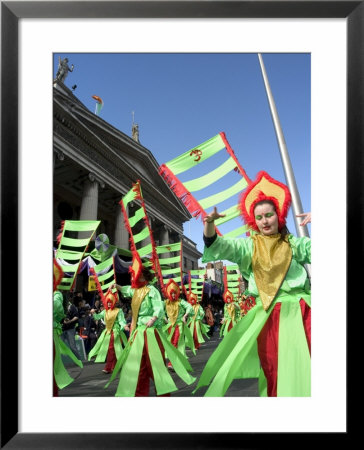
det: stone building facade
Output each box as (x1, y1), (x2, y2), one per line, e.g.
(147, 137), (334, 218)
(53, 81), (202, 271)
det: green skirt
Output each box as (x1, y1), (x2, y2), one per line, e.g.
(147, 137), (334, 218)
(194, 291), (311, 397)
(53, 329), (83, 390)
(106, 325), (196, 397)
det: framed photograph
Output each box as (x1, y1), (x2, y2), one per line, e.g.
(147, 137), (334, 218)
(2, 0), (358, 447)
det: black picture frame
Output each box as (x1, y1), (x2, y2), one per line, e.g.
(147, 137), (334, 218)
(1, 1), (358, 448)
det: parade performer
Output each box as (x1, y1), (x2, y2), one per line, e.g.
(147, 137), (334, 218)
(205, 303), (215, 337)
(53, 259), (83, 396)
(88, 288), (129, 374)
(194, 171), (311, 397)
(108, 253), (195, 396)
(187, 292), (210, 350)
(163, 280), (196, 365)
(219, 290), (241, 338)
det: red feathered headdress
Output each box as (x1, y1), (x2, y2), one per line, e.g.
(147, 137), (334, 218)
(239, 171), (291, 232)
(165, 279), (180, 302)
(129, 251), (144, 289)
(223, 289), (234, 304)
(103, 289), (118, 310)
(188, 292), (198, 305)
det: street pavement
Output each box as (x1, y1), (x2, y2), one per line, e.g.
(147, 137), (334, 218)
(58, 331), (259, 397)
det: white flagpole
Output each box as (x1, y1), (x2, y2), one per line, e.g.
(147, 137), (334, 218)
(257, 53), (310, 239)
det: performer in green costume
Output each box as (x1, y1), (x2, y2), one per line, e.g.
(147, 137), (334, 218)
(108, 254), (195, 396)
(219, 290), (241, 338)
(194, 171), (311, 397)
(163, 279), (196, 363)
(187, 292), (210, 350)
(88, 289), (129, 373)
(53, 259), (83, 396)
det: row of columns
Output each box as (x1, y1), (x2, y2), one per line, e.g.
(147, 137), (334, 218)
(78, 173), (176, 251)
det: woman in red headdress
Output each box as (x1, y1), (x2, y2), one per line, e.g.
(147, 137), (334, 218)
(219, 290), (241, 338)
(88, 288), (129, 374)
(163, 279), (196, 363)
(194, 171), (311, 397)
(108, 253), (195, 396)
(186, 292), (209, 351)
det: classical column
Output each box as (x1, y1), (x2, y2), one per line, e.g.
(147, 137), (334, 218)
(160, 224), (170, 245)
(159, 225), (171, 261)
(79, 174), (100, 220)
(79, 173), (103, 239)
(114, 203), (129, 250)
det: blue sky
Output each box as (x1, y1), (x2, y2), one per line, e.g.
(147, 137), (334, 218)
(54, 53), (311, 255)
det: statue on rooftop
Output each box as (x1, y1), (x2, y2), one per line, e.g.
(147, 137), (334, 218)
(55, 56), (74, 83)
(132, 123), (140, 143)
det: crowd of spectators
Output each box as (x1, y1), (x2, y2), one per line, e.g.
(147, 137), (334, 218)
(59, 290), (132, 360)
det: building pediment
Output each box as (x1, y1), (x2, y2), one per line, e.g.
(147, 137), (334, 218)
(54, 83), (191, 223)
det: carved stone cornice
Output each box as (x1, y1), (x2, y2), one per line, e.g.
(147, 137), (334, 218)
(88, 172), (105, 189)
(54, 148), (65, 161)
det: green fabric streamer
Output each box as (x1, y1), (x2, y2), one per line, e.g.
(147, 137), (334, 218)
(137, 243), (153, 257)
(56, 250), (85, 261)
(160, 266), (180, 276)
(121, 183), (157, 270)
(227, 274), (239, 281)
(114, 328), (145, 397)
(58, 262), (79, 273)
(194, 306), (264, 394)
(114, 332), (126, 359)
(156, 241), (183, 293)
(159, 255), (181, 265)
(165, 134), (225, 175)
(97, 271), (113, 283)
(91, 255), (115, 295)
(62, 220), (101, 233)
(158, 331), (196, 385)
(224, 225), (249, 239)
(56, 220), (100, 291)
(88, 330), (111, 362)
(204, 307), (266, 396)
(258, 367), (268, 397)
(277, 299), (311, 396)
(121, 188), (137, 206)
(214, 205), (240, 226)
(146, 328), (177, 395)
(92, 256), (114, 272)
(189, 319), (205, 344)
(190, 269), (206, 276)
(156, 242), (181, 253)
(199, 178), (248, 209)
(60, 236), (91, 247)
(133, 226), (150, 244)
(183, 157), (238, 192)
(105, 339), (132, 387)
(53, 330), (83, 390)
(164, 322), (196, 357)
(182, 322), (196, 356)
(106, 326), (195, 396)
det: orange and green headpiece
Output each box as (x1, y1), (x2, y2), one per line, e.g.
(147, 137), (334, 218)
(165, 279), (180, 302)
(223, 289), (234, 304)
(239, 170), (291, 233)
(103, 289), (118, 310)
(188, 292), (198, 305)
